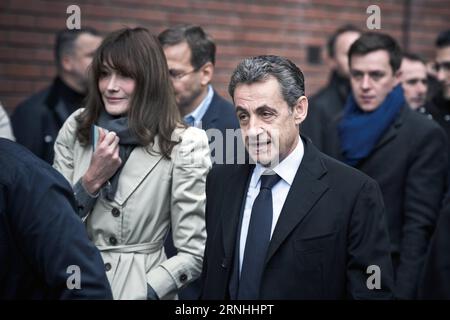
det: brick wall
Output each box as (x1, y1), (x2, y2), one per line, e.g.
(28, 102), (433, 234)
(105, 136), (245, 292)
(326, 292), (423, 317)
(1, 0), (449, 114)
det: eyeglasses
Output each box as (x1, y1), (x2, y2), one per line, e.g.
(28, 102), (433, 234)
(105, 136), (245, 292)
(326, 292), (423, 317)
(168, 68), (198, 80)
(433, 61), (450, 73)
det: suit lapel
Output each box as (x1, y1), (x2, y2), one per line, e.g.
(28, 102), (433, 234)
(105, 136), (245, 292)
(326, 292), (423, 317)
(114, 138), (163, 205)
(371, 105), (406, 152)
(266, 138), (329, 263)
(200, 92), (219, 130)
(221, 164), (253, 259)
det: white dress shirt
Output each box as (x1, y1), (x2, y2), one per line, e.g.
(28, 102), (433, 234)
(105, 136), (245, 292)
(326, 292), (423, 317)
(239, 138), (304, 273)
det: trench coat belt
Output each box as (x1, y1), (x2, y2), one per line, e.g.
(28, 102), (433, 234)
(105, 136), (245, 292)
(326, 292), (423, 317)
(97, 241), (163, 254)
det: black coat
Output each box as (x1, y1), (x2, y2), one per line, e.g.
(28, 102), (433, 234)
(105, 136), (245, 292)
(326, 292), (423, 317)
(320, 105), (448, 299)
(170, 91), (240, 300)
(201, 137), (394, 299)
(0, 139), (112, 299)
(418, 194), (450, 299)
(301, 71), (350, 148)
(11, 77), (84, 164)
(202, 91), (241, 165)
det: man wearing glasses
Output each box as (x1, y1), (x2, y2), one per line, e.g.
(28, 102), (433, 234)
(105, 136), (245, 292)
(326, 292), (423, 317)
(158, 24), (239, 300)
(158, 24), (240, 166)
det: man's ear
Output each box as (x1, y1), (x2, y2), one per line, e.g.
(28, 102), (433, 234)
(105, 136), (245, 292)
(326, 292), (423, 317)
(61, 55), (73, 73)
(293, 96), (308, 125)
(393, 69), (402, 87)
(199, 62), (214, 87)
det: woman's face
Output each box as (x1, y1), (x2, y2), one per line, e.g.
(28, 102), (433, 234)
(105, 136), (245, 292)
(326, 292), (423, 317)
(98, 64), (136, 116)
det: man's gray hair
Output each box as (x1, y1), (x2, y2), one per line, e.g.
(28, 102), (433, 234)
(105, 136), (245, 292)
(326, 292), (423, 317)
(228, 55), (305, 108)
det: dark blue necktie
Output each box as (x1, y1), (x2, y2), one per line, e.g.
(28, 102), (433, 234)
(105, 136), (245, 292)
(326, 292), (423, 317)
(238, 172), (281, 300)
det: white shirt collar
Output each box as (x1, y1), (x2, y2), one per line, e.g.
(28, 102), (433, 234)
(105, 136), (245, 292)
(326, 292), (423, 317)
(251, 137), (304, 188)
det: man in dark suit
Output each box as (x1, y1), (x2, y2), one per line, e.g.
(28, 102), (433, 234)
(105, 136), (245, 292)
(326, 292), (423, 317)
(158, 24), (240, 165)
(201, 55), (394, 300)
(319, 32), (448, 299)
(418, 194), (450, 299)
(301, 25), (361, 149)
(0, 138), (112, 299)
(159, 24), (240, 299)
(11, 28), (102, 164)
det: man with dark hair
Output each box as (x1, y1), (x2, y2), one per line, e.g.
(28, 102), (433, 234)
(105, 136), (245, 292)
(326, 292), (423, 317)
(11, 28), (102, 163)
(400, 53), (429, 111)
(302, 24), (361, 148)
(158, 24), (239, 165)
(426, 29), (450, 185)
(0, 138), (112, 299)
(320, 32), (448, 299)
(201, 55), (394, 300)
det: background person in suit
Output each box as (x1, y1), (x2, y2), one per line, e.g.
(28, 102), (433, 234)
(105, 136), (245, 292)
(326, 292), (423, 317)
(418, 194), (450, 299)
(11, 28), (102, 164)
(201, 55), (394, 300)
(53, 28), (211, 300)
(0, 138), (112, 299)
(400, 53), (429, 112)
(301, 24), (361, 149)
(158, 24), (240, 165)
(159, 24), (240, 299)
(319, 32), (448, 299)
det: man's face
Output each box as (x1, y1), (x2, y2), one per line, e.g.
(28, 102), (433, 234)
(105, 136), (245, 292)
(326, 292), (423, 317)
(163, 41), (210, 114)
(66, 33), (102, 93)
(401, 58), (428, 109)
(350, 50), (400, 112)
(435, 46), (450, 99)
(234, 77), (307, 167)
(333, 31), (360, 78)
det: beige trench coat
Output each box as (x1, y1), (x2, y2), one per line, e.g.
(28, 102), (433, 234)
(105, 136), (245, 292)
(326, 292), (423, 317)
(53, 110), (211, 300)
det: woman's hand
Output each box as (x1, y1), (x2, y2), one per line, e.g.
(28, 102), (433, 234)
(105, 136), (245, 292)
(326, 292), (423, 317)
(82, 128), (122, 195)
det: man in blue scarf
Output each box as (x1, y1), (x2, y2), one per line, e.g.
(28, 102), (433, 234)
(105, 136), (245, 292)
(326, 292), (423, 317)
(321, 32), (448, 299)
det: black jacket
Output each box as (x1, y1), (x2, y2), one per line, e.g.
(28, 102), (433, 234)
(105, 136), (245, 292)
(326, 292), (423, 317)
(11, 77), (84, 164)
(201, 137), (394, 299)
(320, 105), (448, 299)
(302, 71), (350, 148)
(0, 139), (112, 299)
(418, 194), (450, 299)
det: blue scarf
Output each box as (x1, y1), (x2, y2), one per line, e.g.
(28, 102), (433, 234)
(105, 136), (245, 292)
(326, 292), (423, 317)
(338, 85), (405, 166)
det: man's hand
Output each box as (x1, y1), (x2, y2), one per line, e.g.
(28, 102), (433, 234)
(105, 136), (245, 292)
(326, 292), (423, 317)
(82, 128), (122, 195)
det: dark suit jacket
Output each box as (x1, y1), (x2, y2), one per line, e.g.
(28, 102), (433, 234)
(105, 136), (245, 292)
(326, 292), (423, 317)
(201, 91), (241, 165)
(11, 77), (83, 164)
(0, 139), (112, 299)
(173, 90), (240, 300)
(201, 136), (394, 299)
(301, 71), (350, 149)
(418, 194), (450, 299)
(320, 105), (448, 299)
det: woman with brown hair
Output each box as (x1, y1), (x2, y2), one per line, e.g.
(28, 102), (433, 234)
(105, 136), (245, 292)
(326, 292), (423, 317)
(53, 27), (211, 300)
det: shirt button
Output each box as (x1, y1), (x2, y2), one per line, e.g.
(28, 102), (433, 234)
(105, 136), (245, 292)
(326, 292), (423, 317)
(111, 207), (120, 217)
(105, 263), (112, 271)
(179, 274), (188, 282)
(109, 236), (117, 246)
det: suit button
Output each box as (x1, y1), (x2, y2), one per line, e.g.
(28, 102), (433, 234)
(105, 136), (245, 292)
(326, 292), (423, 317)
(179, 274), (188, 282)
(105, 263), (111, 271)
(221, 258), (227, 268)
(111, 207), (120, 217)
(109, 236), (117, 246)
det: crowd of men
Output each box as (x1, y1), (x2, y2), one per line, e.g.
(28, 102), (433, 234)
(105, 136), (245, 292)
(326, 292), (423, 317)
(1, 23), (450, 300)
